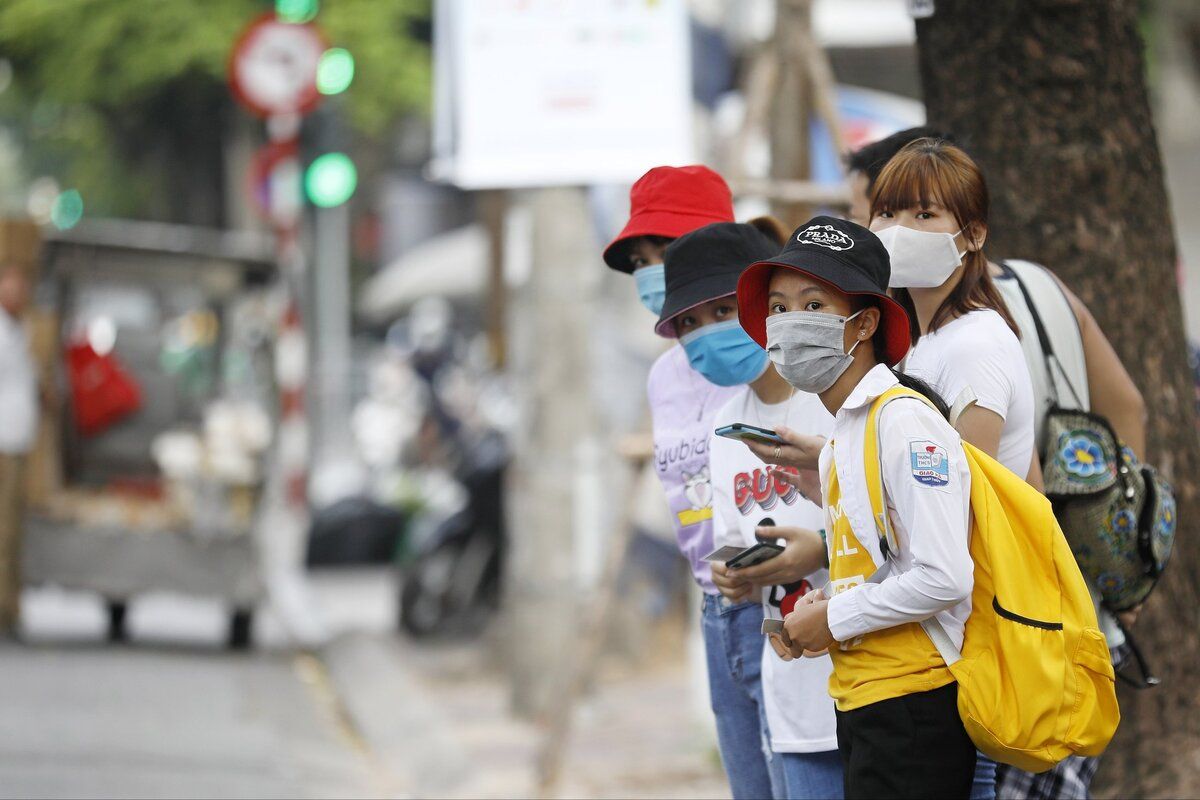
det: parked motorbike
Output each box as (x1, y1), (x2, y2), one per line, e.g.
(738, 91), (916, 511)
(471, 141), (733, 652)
(398, 428), (507, 637)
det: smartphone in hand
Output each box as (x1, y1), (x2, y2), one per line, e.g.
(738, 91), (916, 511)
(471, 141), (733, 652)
(703, 541), (784, 568)
(714, 423), (786, 446)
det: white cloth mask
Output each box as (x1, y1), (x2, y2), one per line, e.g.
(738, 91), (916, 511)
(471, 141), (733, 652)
(765, 310), (864, 394)
(874, 224), (967, 289)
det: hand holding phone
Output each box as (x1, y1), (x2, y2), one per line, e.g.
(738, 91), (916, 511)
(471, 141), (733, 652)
(703, 541), (784, 568)
(714, 423), (786, 446)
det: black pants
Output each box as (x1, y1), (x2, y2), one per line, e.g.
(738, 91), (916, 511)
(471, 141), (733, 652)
(835, 682), (976, 800)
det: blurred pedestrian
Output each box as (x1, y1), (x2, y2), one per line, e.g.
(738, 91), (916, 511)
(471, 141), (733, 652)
(0, 262), (36, 636)
(658, 221), (841, 799)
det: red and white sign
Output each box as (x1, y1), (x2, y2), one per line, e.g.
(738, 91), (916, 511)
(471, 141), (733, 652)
(229, 14), (326, 118)
(248, 139), (302, 227)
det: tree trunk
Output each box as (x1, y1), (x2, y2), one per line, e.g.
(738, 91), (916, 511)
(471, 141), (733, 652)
(915, 2), (1200, 796)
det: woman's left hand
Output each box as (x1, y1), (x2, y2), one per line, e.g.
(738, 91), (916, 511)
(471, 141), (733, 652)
(782, 590), (835, 657)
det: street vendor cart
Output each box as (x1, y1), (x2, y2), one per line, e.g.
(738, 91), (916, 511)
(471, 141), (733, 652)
(22, 219), (279, 648)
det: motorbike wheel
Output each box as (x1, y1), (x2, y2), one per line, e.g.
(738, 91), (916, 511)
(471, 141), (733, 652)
(399, 533), (499, 638)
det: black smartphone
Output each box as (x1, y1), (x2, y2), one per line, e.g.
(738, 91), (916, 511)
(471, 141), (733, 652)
(725, 541), (785, 569)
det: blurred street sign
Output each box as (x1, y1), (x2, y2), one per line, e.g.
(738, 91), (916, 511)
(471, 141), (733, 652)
(229, 14), (326, 118)
(431, 0), (693, 189)
(249, 140), (302, 226)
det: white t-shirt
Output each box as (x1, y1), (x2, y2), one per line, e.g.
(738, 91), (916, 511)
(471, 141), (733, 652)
(0, 309), (37, 454)
(710, 385), (838, 754)
(905, 309), (1036, 478)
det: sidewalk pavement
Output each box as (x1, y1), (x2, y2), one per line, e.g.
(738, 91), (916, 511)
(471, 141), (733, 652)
(322, 631), (730, 799)
(13, 568), (729, 799)
(0, 642), (380, 799)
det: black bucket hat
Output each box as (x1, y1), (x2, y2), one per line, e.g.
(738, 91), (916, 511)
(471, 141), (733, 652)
(655, 222), (780, 338)
(736, 216), (913, 366)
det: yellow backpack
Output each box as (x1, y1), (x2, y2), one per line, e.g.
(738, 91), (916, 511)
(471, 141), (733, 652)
(863, 387), (1119, 773)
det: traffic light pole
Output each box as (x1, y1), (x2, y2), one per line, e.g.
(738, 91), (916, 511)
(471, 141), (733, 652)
(311, 202), (354, 470)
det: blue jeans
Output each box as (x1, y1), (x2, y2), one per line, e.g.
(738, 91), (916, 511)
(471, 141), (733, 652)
(971, 752), (997, 799)
(778, 749), (844, 800)
(702, 594), (784, 799)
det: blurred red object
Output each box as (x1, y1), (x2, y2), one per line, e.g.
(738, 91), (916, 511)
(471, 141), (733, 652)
(65, 341), (142, 436)
(108, 476), (165, 501)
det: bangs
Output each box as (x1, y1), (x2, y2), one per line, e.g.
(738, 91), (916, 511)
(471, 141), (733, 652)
(768, 265), (847, 301)
(869, 138), (987, 227)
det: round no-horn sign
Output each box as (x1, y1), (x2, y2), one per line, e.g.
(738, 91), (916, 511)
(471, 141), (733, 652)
(229, 14), (326, 118)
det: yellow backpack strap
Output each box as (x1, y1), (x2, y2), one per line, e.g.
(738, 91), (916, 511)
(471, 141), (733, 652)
(864, 385), (965, 668)
(863, 386), (940, 560)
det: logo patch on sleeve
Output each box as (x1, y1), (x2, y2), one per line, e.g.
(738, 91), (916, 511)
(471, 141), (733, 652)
(909, 440), (950, 487)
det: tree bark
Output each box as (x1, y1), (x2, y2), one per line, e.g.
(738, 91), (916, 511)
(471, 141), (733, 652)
(915, 2), (1200, 796)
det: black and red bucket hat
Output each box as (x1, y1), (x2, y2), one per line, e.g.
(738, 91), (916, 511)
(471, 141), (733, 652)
(736, 216), (913, 366)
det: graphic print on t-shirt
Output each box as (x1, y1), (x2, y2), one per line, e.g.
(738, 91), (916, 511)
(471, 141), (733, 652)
(733, 464), (803, 515)
(656, 431), (715, 528)
(678, 465), (713, 526)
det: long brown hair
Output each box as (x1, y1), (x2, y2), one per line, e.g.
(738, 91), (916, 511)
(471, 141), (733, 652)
(869, 138), (1019, 340)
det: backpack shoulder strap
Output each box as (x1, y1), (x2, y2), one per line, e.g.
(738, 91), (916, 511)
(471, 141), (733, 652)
(1001, 260), (1084, 408)
(864, 386), (940, 560)
(864, 385), (964, 667)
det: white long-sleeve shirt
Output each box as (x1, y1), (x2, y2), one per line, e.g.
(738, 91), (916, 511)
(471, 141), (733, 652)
(822, 364), (974, 650)
(0, 309), (37, 455)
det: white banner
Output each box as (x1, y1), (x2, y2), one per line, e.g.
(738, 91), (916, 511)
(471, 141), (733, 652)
(432, 0), (694, 189)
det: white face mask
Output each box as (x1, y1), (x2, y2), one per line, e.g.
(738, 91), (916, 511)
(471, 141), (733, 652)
(874, 224), (968, 289)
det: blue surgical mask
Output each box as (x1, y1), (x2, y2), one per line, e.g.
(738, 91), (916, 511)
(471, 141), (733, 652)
(634, 264), (666, 315)
(680, 319), (770, 387)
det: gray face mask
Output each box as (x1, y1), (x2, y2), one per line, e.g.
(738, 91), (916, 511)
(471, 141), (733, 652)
(765, 310), (864, 394)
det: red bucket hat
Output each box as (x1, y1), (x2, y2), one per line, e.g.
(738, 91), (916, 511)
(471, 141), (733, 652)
(603, 165), (735, 273)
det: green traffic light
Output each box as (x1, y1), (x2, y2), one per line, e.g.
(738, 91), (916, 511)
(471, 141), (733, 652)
(276, 0), (318, 23)
(51, 189), (83, 230)
(305, 153), (357, 208)
(317, 48), (354, 95)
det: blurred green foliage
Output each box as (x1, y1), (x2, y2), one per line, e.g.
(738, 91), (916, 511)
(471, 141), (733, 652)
(0, 0), (431, 219)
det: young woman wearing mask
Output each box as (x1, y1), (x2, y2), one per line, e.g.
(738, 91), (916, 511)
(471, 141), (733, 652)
(869, 138), (1037, 486)
(606, 167), (782, 798)
(736, 215), (976, 799)
(657, 221), (840, 799)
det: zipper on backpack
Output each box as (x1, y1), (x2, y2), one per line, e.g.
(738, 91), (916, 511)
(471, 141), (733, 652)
(992, 597), (1063, 631)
